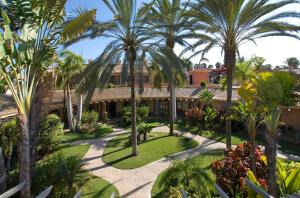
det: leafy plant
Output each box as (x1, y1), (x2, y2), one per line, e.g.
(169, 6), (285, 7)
(161, 160), (214, 197)
(277, 159), (300, 196)
(0, 119), (19, 173)
(203, 107), (217, 129)
(211, 142), (268, 197)
(122, 106), (150, 126)
(38, 114), (64, 156)
(199, 88), (214, 109)
(33, 155), (89, 198)
(137, 122), (152, 142)
(81, 111), (99, 128)
(184, 108), (203, 124)
(137, 106), (149, 122)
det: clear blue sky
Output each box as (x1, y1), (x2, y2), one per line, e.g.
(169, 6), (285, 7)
(65, 0), (300, 66)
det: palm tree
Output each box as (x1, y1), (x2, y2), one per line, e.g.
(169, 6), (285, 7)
(160, 160), (214, 196)
(185, 0), (300, 149)
(255, 71), (296, 197)
(57, 51), (85, 131)
(142, 0), (191, 135)
(0, 2), (95, 196)
(69, 0), (151, 156)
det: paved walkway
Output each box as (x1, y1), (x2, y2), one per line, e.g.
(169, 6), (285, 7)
(78, 125), (300, 198)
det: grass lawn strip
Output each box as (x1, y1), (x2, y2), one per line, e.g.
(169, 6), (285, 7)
(62, 124), (113, 143)
(34, 128), (119, 197)
(102, 132), (199, 169)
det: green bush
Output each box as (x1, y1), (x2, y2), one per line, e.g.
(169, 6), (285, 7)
(137, 122), (152, 142)
(203, 107), (217, 129)
(121, 107), (132, 126)
(122, 106), (150, 126)
(0, 119), (19, 157)
(0, 119), (19, 173)
(33, 154), (89, 198)
(137, 106), (149, 122)
(82, 111), (99, 126)
(38, 114), (64, 156)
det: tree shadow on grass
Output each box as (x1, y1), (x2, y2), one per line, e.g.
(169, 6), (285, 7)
(105, 154), (133, 166)
(81, 178), (119, 198)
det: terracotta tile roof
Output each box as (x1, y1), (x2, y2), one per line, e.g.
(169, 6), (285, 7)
(0, 87), (239, 118)
(87, 87), (239, 102)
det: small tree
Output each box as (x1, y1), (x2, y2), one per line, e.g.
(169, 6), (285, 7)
(255, 71), (296, 196)
(286, 57), (299, 69)
(38, 114), (64, 156)
(0, 119), (19, 175)
(199, 89), (214, 109)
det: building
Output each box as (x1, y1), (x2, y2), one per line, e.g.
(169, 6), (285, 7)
(188, 67), (226, 87)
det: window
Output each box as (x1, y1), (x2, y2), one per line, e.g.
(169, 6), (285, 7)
(189, 75), (193, 85)
(177, 101), (182, 110)
(160, 101), (168, 112)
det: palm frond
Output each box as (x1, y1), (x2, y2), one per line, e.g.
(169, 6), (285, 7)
(63, 8), (96, 41)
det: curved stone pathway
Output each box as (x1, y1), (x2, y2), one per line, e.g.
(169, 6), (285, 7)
(77, 125), (300, 198)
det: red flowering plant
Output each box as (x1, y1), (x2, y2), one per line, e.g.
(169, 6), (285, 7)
(211, 142), (268, 197)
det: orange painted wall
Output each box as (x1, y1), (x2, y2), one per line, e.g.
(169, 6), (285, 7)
(189, 69), (210, 87)
(281, 107), (300, 131)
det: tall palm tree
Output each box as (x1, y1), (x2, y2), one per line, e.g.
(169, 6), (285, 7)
(185, 0), (300, 149)
(0, 1), (95, 196)
(57, 51), (85, 131)
(142, 0), (191, 135)
(69, 0), (151, 156)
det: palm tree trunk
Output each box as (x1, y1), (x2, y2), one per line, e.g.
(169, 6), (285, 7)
(18, 114), (31, 198)
(66, 84), (75, 132)
(249, 137), (256, 175)
(77, 94), (83, 129)
(0, 147), (7, 194)
(129, 53), (138, 156)
(224, 48), (235, 149)
(169, 82), (176, 135)
(265, 131), (278, 197)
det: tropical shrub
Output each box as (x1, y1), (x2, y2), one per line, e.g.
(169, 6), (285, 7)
(122, 106), (150, 126)
(33, 154), (89, 198)
(137, 106), (149, 122)
(211, 142), (268, 197)
(161, 160), (214, 197)
(38, 114), (64, 156)
(203, 107), (217, 129)
(0, 119), (19, 172)
(122, 106), (132, 126)
(81, 111), (99, 126)
(137, 122), (152, 142)
(167, 187), (182, 198)
(277, 159), (300, 196)
(184, 108), (203, 124)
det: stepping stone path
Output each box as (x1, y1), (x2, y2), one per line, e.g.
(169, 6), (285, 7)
(77, 126), (300, 198)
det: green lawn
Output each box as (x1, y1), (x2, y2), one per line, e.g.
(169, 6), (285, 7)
(61, 124), (113, 143)
(151, 150), (224, 198)
(33, 128), (119, 198)
(102, 132), (199, 169)
(175, 121), (300, 156)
